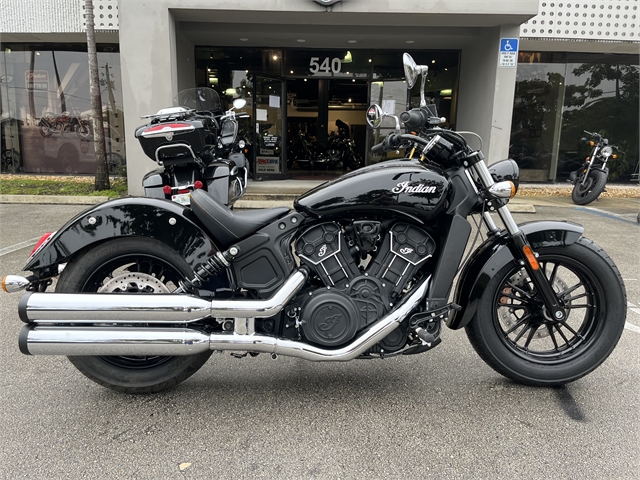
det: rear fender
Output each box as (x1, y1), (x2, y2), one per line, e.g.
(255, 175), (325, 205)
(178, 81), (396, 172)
(447, 221), (584, 330)
(24, 197), (219, 277)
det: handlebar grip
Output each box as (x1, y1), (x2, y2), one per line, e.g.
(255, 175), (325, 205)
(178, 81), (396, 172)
(371, 142), (386, 154)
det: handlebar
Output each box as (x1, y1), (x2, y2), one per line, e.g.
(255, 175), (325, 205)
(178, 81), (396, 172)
(372, 133), (429, 154)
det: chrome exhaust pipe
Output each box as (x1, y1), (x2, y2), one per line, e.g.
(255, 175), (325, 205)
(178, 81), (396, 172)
(19, 270), (308, 324)
(20, 325), (211, 356)
(208, 277), (429, 361)
(20, 277), (429, 361)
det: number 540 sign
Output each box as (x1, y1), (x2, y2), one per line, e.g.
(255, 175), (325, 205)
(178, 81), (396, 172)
(309, 57), (342, 75)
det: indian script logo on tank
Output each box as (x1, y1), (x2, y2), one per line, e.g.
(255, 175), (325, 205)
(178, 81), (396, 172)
(392, 182), (437, 195)
(318, 244), (328, 257)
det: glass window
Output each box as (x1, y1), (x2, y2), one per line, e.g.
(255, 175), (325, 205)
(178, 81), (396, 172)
(510, 61), (566, 181)
(285, 49), (371, 79)
(512, 51), (639, 182)
(558, 56), (639, 181)
(0, 44), (124, 175)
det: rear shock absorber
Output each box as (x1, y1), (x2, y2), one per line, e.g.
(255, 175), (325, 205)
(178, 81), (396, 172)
(177, 249), (236, 293)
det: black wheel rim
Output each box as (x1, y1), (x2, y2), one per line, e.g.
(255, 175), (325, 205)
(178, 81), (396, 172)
(574, 173), (596, 197)
(79, 252), (185, 369)
(492, 254), (604, 365)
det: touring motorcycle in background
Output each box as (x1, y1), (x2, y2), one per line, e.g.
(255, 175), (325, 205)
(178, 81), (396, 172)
(137, 87), (249, 207)
(2, 54), (626, 394)
(569, 130), (623, 205)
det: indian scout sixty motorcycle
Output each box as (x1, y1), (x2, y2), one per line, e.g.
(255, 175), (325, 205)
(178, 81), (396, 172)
(137, 87), (249, 207)
(2, 54), (626, 394)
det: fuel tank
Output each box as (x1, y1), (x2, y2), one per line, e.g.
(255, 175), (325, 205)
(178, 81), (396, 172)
(294, 160), (451, 220)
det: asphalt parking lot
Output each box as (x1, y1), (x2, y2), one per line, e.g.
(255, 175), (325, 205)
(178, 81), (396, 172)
(0, 198), (638, 479)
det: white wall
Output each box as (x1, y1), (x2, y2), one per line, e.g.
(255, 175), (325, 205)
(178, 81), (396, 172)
(456, 25), (520, 164)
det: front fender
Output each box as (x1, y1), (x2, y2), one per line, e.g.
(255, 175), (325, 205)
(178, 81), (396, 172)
(447, 221), (584, 330)
(24, 197), (218, 276)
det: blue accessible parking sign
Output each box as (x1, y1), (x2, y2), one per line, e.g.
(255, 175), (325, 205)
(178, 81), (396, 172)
(499, 38), (519, 68)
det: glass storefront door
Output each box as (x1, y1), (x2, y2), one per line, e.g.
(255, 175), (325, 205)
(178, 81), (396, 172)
(368, 80), (407, 164)
(255, 76), (285, 178)
(196, 47), (461, 179)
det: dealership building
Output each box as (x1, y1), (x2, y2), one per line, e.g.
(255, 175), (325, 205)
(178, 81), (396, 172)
(1, 0), (638, 193)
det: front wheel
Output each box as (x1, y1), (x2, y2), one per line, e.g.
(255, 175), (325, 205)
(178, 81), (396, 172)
(571, 169), (607, 205)
(465, 237), (626, 386)
(56, 237), (212, 393)
(77, 121), (92, 140)
(346, 152), (363, 170)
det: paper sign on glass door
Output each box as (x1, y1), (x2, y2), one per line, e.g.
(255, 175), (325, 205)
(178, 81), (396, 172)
(256, 108), (268, 121)
(269, 95), (280, 108)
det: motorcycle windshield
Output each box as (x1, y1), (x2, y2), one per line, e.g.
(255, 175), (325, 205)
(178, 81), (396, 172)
(173, 87), (222, 112)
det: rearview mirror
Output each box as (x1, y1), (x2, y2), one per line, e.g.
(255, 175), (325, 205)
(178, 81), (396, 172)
(403, 53), (420, 89)
(403, 53), (429, 107)
(366, 104), (384, 128)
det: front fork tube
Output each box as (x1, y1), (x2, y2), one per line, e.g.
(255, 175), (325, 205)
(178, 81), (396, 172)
(509, 231), (566, 320)
(474, 158), (566, 322)
(581, 146), (598, 186)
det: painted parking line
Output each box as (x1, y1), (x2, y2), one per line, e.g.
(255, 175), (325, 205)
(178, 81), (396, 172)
(626, 302), (640, 334)
(0, 238), (40, 257)
(575, 206), (640, 225)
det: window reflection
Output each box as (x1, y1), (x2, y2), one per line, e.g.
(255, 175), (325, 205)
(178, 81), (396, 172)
(0, 45), (124, 175)
(511, 52), (639, 182)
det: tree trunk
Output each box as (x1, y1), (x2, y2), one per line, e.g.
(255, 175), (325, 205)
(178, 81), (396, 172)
(85, 0), (110, 190)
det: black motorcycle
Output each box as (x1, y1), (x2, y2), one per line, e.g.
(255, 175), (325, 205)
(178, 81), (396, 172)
(2, 54), (626, 394)
(569, 130), (622, 205)
(288, 129), (334, 170)
(326, 120), (363, 171)
(137, 87), (249, 207)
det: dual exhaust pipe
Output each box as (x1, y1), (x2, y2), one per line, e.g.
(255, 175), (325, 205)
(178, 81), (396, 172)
(18, 271), (429, 362)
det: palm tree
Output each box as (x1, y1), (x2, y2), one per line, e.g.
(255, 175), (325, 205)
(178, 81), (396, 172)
(85, 0), (109, 190)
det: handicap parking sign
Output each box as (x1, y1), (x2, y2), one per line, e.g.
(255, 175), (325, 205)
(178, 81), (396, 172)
(499, 38), (519, 68)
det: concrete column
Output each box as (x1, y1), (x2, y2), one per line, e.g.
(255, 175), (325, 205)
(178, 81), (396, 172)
(119, 2), (177, 195)
(456, 25), (520, 165)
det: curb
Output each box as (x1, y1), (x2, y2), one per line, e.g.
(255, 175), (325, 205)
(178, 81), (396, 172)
(0, 195), (109, 205)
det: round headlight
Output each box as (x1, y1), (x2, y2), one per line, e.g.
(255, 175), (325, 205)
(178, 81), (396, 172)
(238, 139), (246, 149)
(601, 146), (613, 157)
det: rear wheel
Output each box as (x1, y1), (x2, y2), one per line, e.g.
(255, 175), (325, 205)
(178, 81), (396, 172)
(465, 238), (626, 386)
(571, 170), (607, 205)
(106, 152), (125, 175)
(1, 149), (22, 173)
(57, 237), (212, 393)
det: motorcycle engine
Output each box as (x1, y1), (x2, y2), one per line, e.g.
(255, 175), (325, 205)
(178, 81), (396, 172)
(294, 221), (435, 349)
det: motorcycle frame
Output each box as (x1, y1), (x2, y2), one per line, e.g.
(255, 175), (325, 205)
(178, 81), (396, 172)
(21, 145), (578, 343)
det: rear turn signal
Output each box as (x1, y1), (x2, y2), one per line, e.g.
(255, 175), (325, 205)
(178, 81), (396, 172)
(194, 180), (203, 189)
(1, 275), (31, 293)
(522, 245), (539, 270)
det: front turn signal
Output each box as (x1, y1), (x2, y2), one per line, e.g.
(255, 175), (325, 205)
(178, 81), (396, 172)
(589, 141), (595, 146)
(522, 246), (539, 270)
(488, 181), (517, 199)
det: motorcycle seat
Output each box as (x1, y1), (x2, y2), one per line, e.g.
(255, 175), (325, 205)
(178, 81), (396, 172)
(190, 189), (290, 248)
